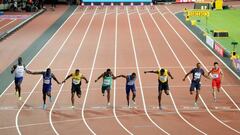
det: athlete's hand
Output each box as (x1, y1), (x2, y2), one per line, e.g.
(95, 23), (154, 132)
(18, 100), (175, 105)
(171, 77), (174, 79)
(62, 80), (66, 83)
(182, 78), (185, 81)
(95, 80), (97, 83)
(86, 80), (89, 84)
(144, 71), (146, 74)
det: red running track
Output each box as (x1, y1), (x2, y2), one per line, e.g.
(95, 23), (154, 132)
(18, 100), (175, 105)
(0, 4), (240, 135)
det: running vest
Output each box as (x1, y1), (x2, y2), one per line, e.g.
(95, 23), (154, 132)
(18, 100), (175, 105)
(72, 73), (82, 85)
(158, 69), (168, 83)
(126, 75), (136, 86)
(15, 65), (25, 78)
(211, 68), (221, 80)
(43, 73), (52, 86)
(103, 75), (112, 86)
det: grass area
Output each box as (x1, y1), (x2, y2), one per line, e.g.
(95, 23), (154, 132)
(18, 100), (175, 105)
(189, 9), (240, 54)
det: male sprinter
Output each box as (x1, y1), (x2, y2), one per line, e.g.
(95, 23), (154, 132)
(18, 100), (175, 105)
(11, 57), (30, 100)
(144, 68), (174, 110)
(117, 73), (137, 108)
(62, 69), (89, 108)
(29, 68), (61, 110)
(95, 69), (117, 106)
(208, 62), (224, 102)
(183, 63), (209, 107)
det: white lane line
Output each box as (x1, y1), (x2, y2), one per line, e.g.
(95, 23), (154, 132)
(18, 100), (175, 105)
(15, 7), (81, 135)
(0, 8), (80, 98)
(113, 6), (134, 135)
(0, 19), (16, 30)
(81, 7), (108, 135)
(164, 6), (240, 111)
(49, 7), (90, 135)
(127, 6), (170, 135)
(157, 6), (240, 134)
(141, 6), (206, 135)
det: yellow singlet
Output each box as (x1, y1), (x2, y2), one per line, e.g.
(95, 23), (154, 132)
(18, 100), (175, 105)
(72, 73), (82, 85)
(158, 69), (168, 83)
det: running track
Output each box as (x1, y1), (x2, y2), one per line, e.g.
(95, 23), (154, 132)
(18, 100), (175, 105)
(0, 4), (240, 135)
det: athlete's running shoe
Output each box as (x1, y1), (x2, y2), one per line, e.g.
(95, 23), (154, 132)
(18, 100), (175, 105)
(18, 96), (22, 101)
(107, 102), (111, 106)
(71, 106), (75, 109)
(43, 104), (47, 110)
(194, 102), (198, 107)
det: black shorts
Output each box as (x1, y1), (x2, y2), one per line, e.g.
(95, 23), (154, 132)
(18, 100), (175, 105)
(190, 81), (201, 91)
(158, 81), (169, 91)
(71, 84), (81, 95)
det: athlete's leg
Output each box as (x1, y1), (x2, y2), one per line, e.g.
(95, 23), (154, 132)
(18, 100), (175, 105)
(158, 91), (163, 110)
(164, 90), (169, 95)
(107, 88), (110, 104)
(71, 92), (75, 106)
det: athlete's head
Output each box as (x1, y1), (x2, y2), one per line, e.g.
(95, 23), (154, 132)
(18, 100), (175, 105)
(46, 68), (51, 76)
(106, 68), (111, 74)
(75, 69), (80, 75)
(131, 72), (136, 79)
(214, 62), (219, 69)
(160, 69), (165, 75)
(18, 57), (22, 65)
(196, 63), (201, 68)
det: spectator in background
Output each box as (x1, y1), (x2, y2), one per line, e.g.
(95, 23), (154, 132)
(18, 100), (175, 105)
(231, 52), (240, 72)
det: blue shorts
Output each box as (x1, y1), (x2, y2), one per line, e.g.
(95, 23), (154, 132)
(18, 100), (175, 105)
(126, 85), (136, 96)
(15, 77), (23, 86)
(42, 84), (52, 94)
(190, 81), (201, 91)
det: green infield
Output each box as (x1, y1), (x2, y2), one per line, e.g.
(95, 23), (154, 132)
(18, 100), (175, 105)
(189, 9), (240, 54)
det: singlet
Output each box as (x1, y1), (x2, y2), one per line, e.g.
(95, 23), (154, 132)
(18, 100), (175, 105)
(158, 69), (168, 83)
(211, 68), (221, 80)
(126, 75), (136, 86)
(43, 73), (52, 86)
(102, 74), (112, 86)
(15, 65), (25, 78)
(72, 73), (82, 85)
(191, 68), (204, 82)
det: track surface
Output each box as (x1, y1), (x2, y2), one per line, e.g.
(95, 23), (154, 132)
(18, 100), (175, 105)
(0, 4), (240, 135)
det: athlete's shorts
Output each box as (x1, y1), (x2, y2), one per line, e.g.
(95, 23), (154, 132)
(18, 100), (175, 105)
(158, 82), (169, 91)
(71, 84), (81, 95)
(190, 81), (201, 91)
(102, 85), (111, 94)
(15, 77), (23, 86)
(212, 79), (221, 89)
(126, 84), (136, 96)
(42, 84), (52, 94)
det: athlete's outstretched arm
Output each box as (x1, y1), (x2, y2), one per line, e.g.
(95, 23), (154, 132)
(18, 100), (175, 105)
(82, 75), (89, 83)
(168, 71), (174, 79)
(112, 73), (118, 80)
(144, 70), (158, 74)
(11, 65), (17, 74)
(29, 71), (45, 75)
(116, 75), (127, 79)
(95, 73), (104, 82)
(51, 74), (61, 84)
(207, 69), (213, 76)
(202, 71), (210, 80)
(183, 71), (192, 81)
(62, 74), (73, 83)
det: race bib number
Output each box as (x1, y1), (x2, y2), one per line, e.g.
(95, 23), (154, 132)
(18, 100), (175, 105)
(72, 79), (80, 85)
(159, 76), (167, 82)
(212, 74), (219, 79)
(194, 72), (201, 80)
(44, 79), (50, 84)
(127, 81), (134, 86)
(103, 79), (110, 85)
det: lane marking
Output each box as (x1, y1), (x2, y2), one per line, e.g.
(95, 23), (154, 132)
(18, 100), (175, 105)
(81, 7), (108, 135)
(0, 19), (16, 30)
(113, 7), (133, 135)
(15, 7), (81, 135)
(127, 6), (170, 135)
(142, 6), (206, 135)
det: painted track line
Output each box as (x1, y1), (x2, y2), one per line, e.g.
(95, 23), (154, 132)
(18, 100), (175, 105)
(156, 6), (240, 134)
(113, 7), (133, 135)
(0, 19), (16, 30)
(81, 7), (108, 135)
(164, 6), (240, 111)
(127, 6), (170, 135)
(15, 7), (81, 135)
(49, 7), (90, 135)
(0, 8), (80, 98)
(143, 6), (206, 135)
